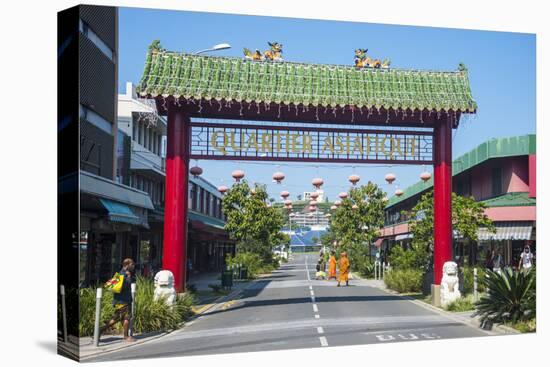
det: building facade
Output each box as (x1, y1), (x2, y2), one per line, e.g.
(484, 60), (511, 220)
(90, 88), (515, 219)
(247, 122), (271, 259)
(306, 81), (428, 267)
(379, 135), (536, 268)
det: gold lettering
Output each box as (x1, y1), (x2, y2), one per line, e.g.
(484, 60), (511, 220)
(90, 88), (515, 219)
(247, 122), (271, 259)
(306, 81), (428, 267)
(247, 133), (259, 151)
(275, 132), (283, 152)
(334, 136), (344, 154)
(230, 132), (241, 151)
(379, 137), (390, 156)
(352, 136), (363, 155)
(290, 134), (300, 153)
(322, 136), (335, 153)
(303, 134), (313, 154)
(285, 132), (291, 153)
(392, 138), (403, 158)
(406, 138), (417, 157)
(211, 131), (227, 155)
(261, 133), (272, 153)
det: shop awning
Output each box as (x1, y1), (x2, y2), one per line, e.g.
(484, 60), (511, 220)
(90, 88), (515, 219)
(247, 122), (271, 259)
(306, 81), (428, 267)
(477, 222), (533, 241)
(395, 233), (413, 241)
(99, 198), (142, 225)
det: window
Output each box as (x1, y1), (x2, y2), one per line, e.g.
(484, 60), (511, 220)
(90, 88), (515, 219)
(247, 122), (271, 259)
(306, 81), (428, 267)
(492, 167), (503, 197)
(79, 19), (114, 61)
(80, 104), (112, 134)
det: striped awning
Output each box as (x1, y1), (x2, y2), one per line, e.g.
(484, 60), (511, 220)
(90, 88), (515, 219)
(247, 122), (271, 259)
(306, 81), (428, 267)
(477, 222), (533, 241)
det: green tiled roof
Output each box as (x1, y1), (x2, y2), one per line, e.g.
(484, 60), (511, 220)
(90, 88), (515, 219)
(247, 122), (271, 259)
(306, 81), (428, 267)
(138, 45), (477, 112)
(481, 192), (536, 207)
(386, 134), (536, 207)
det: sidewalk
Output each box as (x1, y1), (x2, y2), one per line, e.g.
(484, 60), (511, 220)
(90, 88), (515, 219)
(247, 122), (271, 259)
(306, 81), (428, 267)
(69, 272), (253, 361)
(351, 271), (519, 335)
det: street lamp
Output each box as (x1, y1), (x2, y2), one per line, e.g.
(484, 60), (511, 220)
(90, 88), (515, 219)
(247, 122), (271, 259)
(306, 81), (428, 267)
(194, 43), (231, 55)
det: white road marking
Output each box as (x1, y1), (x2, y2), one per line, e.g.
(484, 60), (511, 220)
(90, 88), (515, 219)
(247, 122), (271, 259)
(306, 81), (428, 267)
(310, 290), (315, 296)
(319, 336), (328, 347)
(314, 314), (320, 319)
(317, 327), (324, 334)
(311, 296), (316, 302)
(305, 256), (311, 281)
(309, 285), (313, 290)
(312, 304), (319, 312)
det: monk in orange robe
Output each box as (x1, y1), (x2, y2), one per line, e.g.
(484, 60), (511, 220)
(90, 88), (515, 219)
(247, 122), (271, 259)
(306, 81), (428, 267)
(337, 252), (350, 287)
(328, 251), (337, 280)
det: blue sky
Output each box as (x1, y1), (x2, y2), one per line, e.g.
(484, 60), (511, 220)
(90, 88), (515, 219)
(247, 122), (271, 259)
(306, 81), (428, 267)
(118, 7), (535, 201)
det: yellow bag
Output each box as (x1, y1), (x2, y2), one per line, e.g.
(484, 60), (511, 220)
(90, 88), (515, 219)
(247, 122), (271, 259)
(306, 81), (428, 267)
(105, 272), (124, 294)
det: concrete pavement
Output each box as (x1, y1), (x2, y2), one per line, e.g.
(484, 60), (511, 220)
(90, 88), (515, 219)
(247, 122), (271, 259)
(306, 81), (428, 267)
(87, 254), (498, 362)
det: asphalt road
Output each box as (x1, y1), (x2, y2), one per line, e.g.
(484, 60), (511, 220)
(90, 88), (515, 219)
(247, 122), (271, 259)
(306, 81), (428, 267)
(90, 253), (493, 361)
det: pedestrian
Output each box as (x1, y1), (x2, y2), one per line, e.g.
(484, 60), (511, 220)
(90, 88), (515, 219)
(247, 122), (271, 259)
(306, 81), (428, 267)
(492, 249), (503, 273)
(518, 245), (535, 271)
(328, 251), (337, 280)
(101, 258), (136, 342)
(484, 249), (494, 271)
(337, 252), (350, 287)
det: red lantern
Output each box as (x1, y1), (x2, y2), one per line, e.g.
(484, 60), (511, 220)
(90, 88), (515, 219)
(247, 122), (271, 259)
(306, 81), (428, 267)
(272, 171), (285, 184)
(338, 192), (348, 199)
(218, 185), (228, 194)
(280, 190), (290, 199)
(420, 171), (432, 182)
(348, 174), (360, 185)
(190, 166), (203, 177)
(385, 173), (396, 184)
(312, 178), (324, 189)
(330, 205), (337, 211)
(334, 200), (342, 207)
(284, 199), (292, 206)
(395, 189), (404, 197)
(310, 191), (319, 200)
(309, 206), (316, 212)
(232, 170), (245, 182)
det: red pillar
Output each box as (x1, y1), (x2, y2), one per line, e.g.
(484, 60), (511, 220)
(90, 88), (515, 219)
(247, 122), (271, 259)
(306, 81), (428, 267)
(433, 115), (453, 285)
(163, 104), (190, 292)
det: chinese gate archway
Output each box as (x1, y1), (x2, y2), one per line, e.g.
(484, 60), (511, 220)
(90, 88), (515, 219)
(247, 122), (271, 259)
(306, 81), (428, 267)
(138, 42), (477, 303)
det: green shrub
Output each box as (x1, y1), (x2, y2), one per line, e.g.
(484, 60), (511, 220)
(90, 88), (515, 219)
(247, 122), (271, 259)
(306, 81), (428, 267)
(78, 277), (195, 337)
(384, 269), (423, 293)
(226, 252), (263, 278)
(353, 255), (374, 278)
(389, 242), (430, 271)
(475, 268), (536, 324)
(461, 266), (486, 294)
(444, 294), (477, 312)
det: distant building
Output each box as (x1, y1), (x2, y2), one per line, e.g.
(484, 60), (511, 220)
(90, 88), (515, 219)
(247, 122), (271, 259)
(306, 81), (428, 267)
(303, 190), (325, 202)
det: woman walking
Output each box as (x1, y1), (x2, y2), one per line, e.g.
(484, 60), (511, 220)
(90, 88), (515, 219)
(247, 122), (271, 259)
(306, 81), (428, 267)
(328, 251), (337, 280)
(337, 252), (350, 287)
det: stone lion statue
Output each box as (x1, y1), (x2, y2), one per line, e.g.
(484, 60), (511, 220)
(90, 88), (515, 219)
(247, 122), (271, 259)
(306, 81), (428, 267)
(154, 270), (177, 307)
(440, 261), (461, 306)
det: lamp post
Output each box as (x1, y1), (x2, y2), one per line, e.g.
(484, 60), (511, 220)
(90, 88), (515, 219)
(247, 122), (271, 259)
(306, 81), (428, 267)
(194, 43), (231, 55)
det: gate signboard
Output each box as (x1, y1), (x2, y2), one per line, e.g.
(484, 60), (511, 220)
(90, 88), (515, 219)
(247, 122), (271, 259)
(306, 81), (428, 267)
(190, 122), (433, 164)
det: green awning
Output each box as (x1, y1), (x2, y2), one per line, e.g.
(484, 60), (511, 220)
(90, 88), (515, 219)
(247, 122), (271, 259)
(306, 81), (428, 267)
(99, 198), (141, 225)
(138, 43), (477, 113)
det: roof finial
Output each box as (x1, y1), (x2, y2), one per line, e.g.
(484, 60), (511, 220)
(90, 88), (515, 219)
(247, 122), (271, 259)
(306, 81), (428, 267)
(458, 62), (467, 72)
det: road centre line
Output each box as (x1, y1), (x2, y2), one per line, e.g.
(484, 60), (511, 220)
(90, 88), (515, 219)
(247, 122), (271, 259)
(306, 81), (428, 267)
(319, 336), (328, 347)
(313, 304), (319, 312)
(311, 296), (316, 302)
(317, 327), (324, 334)
(315, 314), (320, 319)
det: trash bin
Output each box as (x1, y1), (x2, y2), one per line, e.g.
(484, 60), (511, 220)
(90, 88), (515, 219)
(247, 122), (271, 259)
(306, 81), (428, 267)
(239, 267), (248, 280)
(221, 270), (233, 290)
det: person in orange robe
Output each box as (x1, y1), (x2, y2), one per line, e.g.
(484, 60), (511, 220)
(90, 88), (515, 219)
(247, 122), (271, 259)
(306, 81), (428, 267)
(328, 251), (337, 280)
(337, 252), (350, 287)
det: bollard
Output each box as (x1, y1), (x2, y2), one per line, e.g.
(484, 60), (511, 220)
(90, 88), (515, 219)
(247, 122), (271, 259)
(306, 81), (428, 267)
(473, 268), (478, 301)
(130, 283), (136, 337)
(382, 262), (386, 279)
(60, 285), (68, 343)
(93, 287), (103, 347)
